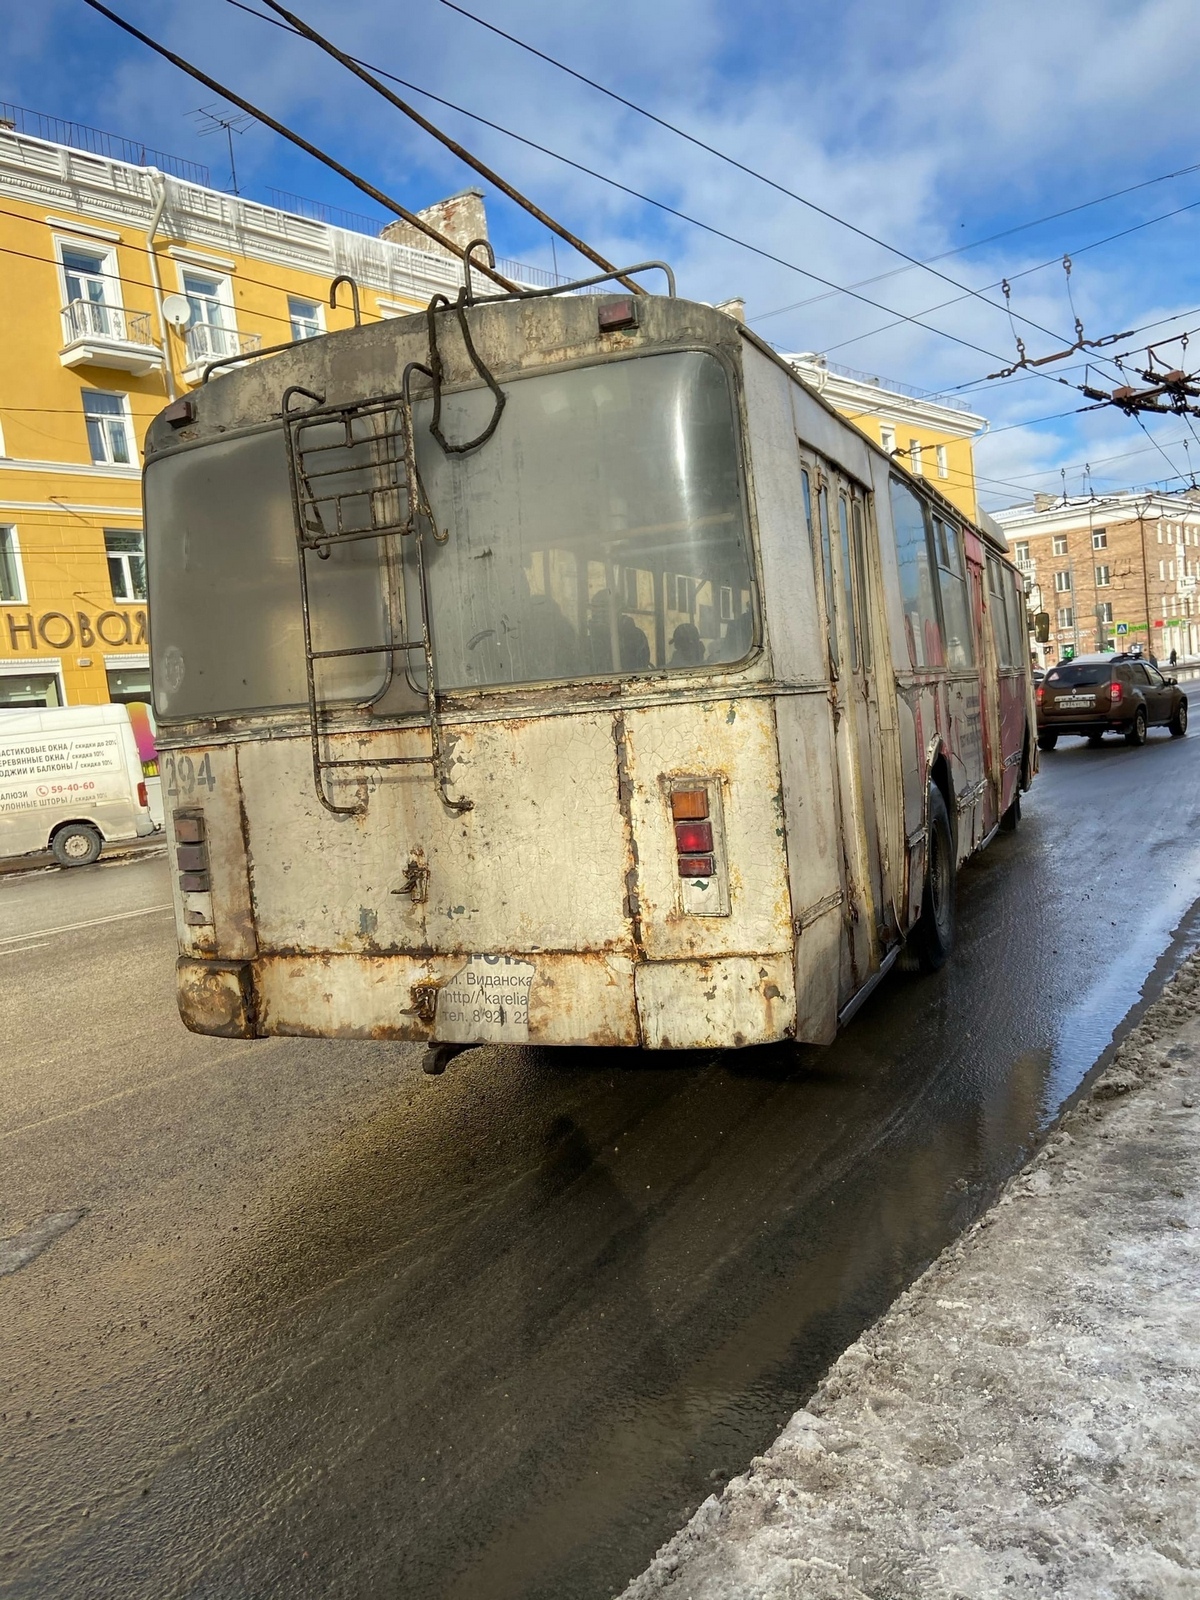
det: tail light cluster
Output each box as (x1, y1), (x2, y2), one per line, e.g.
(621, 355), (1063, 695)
(137, 781), (149, 810)
(1110, 680), (1123, 705)
(174, 812), (212, 925)
(671, 787), (714, 877)
(1036, 685), (1044, 706)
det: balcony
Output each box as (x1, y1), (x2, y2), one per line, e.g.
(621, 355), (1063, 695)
(182, 322), (262, 382)
(59, 298), (163, 376)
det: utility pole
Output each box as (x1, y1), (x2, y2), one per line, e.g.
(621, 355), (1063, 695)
(1138, 501), (1153, 660)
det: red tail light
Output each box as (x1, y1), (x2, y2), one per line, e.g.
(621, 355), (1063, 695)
(137, 781), (148, 809)
(678, 855), (716, 878)
(1036, 685), (1044, 705)
(1110, 680), (1123, 704)
(674, 820), (713, 854)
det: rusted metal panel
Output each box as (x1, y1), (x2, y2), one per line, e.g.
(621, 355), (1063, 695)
(253, 949), (639, 1046)
(176, 957), (256, 1038)
(621, 697), (794, 965)
(635, 954), (795, 1049)
(235, 714), (630, 958)
(164, 745), (256, 961)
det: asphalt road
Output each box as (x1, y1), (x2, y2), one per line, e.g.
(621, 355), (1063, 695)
(2, 693), (1199, 1600)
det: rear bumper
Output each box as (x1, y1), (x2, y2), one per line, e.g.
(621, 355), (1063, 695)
(176, 949), (798, 1051)
(1038, 717), (1128, 737)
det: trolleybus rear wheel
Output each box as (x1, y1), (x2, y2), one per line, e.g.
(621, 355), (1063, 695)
(51, 823), (102, 868)
(909, 785), (955, 974)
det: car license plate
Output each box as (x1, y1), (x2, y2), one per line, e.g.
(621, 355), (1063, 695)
(1057, 694), (1094, 708)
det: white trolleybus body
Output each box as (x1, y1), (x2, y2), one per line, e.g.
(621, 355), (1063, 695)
(144, 283), (1034, 1058)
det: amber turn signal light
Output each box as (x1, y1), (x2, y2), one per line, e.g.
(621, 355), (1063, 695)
(671, 788), (709, 821)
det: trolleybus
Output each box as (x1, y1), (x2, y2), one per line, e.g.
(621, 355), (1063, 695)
(143, 273), (1034, 1067)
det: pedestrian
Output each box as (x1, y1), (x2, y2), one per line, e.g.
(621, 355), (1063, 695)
(1170, 646), (1178, 668)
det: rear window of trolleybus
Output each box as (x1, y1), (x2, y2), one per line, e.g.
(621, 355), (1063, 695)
(144, 349), (757, 720)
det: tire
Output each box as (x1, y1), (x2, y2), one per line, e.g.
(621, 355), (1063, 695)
(1170, 697), (1189, 738)
(1086, 733), (1105, 747)
(1125, 706), (1147, 747)
(1037, 731), (1058, 751)
(909, 785), (956, 973)
(51, 823), (102, 868)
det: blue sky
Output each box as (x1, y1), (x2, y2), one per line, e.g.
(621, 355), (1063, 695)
(7, 0), (1200, 510)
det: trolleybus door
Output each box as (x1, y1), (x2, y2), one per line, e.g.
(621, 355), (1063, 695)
(806, 455), (888, 985)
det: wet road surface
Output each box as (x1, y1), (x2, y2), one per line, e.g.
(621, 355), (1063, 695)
(2, 693), (1199, 1600)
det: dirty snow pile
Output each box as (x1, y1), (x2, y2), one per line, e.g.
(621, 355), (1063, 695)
(623, 955), (1200, 1600)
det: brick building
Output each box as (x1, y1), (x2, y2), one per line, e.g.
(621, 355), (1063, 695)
(994, 492), (1200, 667)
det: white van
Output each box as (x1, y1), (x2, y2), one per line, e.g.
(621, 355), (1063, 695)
(0, 704), (157, 867)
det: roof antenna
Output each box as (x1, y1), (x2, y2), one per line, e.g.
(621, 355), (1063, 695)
(190, 103), (254, 194)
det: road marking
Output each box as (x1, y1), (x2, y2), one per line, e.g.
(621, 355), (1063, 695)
(0, 941), (51, 958)
(0, 904), (173, 946)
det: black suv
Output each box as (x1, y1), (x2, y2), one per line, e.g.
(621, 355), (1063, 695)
(1036, 653), (1189, 749)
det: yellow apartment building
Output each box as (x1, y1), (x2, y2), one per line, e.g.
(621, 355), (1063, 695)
(0, 105), (524, 709)
(785, 353), (987, 523)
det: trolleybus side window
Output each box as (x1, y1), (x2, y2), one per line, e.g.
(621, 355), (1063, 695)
(851, 499), (872, 671)
(816, 482), (839, 676)
(409, 351), (756, 690)
(802, 467), (837, 677)
(837, 493), (860, 672)
(933, 516), (975, 670)
(987, 554), (1014, 668)
(887, 476), (943, 670)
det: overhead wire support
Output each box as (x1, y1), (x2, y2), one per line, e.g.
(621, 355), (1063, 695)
(986, 258), (1133, 379)
(259, 0), (645, 296)
(79, 0), (522, 294)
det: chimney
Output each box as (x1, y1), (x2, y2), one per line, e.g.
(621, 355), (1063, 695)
(1034, 493), (1054, 512)
(380, 187), (488, 257)
(715, 297), (746, 324)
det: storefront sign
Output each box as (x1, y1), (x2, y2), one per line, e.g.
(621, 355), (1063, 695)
(4, 609), (147, 652)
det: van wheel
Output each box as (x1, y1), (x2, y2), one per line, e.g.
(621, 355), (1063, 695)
(908, 785), (956, 973)
(51, 824), (102, 867)
(1037, 731), (1057, 751)
(1169, 698), (1188, 737)
(1125, 707), (1147, 747)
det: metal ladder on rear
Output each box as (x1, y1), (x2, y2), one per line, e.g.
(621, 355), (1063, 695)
(282, 376), (471, 817)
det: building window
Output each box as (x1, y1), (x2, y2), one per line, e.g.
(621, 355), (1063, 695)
(60, 244), (119, 338)
(1014, 540), (1030, 566)
(1057, 607), (1073, 629)
(880, 424), (896, 455)
(936, 443), (948, 479)
(0, 668), (64, 707)
(1098, 601), (1113, 624)
(1054, 570), (1071, 592)
(909, 439), (923, 476)
(288, 295), (323, 341)
(1095, 564), (1110, 586)
(105, 529), (147, 600)
(83, 391), (132, 466)
(106, 663), (152, 703)
(1092, 528), (1107, 549)
(1160, 559), (1167, 580)
(182, 270), (236, 363)
(1053, 534), (1068, 555)
(0, 525), (26, 603)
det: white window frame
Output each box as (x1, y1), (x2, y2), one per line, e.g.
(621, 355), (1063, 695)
(1053, 534), (1068, 555)
(287, 294), (325, 341)
(1056, 606), (1073, 629)
(909, 439), (923, 476)
(1092, 528), (1107, 549)
(1098, 601), (1113, 624)
(54, 234), (121, 324)
(1095, 564), (1110, 587)
(936, 443), (948, 479)
(880, 424), (896, 455)
(104, 528), (147, 602)
(0, 524), (29, 604)
(82, 390), (135, 468)
(0, 658), (67, 707)
(1014, 540), (1030, 565)
(177, 264), (239, 369)
(1054, 570), (1071, 593)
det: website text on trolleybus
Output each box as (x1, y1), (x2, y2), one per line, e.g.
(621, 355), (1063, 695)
(143, 267), (1035, 1070)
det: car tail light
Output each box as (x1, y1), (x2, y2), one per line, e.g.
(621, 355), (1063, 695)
(1110, 680), (1122, 704)
(1036, 685), (1044, 705)
(137, 781), (148, 809)
(174, 811), (210, 896)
